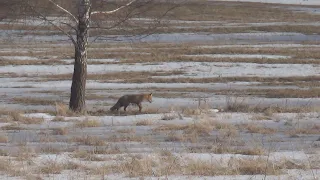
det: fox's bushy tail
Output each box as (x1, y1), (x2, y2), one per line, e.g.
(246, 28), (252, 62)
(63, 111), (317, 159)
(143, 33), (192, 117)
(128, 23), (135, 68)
(110, 102), (120, 111)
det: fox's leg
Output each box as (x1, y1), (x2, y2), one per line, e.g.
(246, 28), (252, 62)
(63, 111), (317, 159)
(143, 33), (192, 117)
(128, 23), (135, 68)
(137, 103), (142, 112)
(123, 103), (129, 111)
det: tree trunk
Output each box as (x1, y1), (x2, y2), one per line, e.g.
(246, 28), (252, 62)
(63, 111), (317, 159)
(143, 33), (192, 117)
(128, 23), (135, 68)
(69, 0), (91, 112)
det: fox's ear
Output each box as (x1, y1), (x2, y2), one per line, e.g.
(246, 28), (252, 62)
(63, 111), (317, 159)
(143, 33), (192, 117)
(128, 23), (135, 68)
(149, 93), (152, 96)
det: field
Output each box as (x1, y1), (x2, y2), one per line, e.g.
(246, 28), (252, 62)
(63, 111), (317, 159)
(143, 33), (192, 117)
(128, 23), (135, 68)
(0, 0), (319, 179)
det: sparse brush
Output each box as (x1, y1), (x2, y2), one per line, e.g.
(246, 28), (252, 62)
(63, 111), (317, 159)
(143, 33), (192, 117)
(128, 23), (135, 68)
(119, 156), (155, 177)
(0, 135), (8, 143)
(165, 132), (184, 142)
(0, 149), (8, 156)
(39, 160), (63, 174)
(75, 118), (102, 128)
(7, 112), (43, 124)
(52, 116), (65, 122)
(93, 146), (122, 154)
(1, 124), (25, 130)
(241, 123), (277, 134)
(183, 159), (230, 176)
(64, 161), (86, 170)
(117, 128), (136, 134)
(182, 108), (202, 116)
(225, 96), (250, 112)
(183, 119), (215, 136)
(51, 127), (68, 135)
(55, 102), (73, 116)
(15, 146), (35, 161)
(12, 97), (56, 106)
(72, 150), (90, 159)
(136, 119), (153, 126)
(72, 135), (105, 146)
(40, 146), (61, 154)
(106, 134), (147, 142)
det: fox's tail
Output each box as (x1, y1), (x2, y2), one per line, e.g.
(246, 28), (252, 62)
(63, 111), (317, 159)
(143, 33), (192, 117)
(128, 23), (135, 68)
(110, 102), (120, 111)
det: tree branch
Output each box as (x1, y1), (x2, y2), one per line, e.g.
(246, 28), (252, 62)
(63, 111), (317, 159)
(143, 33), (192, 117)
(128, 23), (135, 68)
(91, 0), (137, 15)
(27, 3), (77, 46)
(48, 0), (78, 24)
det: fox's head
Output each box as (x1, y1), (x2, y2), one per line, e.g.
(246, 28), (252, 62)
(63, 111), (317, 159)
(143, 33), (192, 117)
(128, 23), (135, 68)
(145, 93), (152, 103)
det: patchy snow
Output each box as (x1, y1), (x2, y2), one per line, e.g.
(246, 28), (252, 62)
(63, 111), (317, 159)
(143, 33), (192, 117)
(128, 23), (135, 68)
(178, 151), (314, 165)
(23, 113), (55, 121)
(196, 43), (320, 49)
(0, 62), (319, 77)
(288, 6), (320, 15)
(61, 58), (120, 64)
(184, 54), (291, 59)
(6, 32), (320, 43)
(102, 32), (320, 43)
(216, 0), (320, 5)
(0, 56), (39, 60)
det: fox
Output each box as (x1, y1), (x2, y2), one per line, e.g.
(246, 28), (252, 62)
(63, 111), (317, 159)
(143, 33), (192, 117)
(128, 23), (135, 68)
(110, 93), (153, 112)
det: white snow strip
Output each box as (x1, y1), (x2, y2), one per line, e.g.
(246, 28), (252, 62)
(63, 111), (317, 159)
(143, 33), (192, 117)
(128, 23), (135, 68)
(0, 62), (319, 78)
(215, 0), (320, 5)
(184, 54), (290, 59)
(0, 56), (39, 60)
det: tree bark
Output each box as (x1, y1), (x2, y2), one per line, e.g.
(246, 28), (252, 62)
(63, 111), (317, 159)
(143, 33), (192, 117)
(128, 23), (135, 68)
(69, 0), (91, 112)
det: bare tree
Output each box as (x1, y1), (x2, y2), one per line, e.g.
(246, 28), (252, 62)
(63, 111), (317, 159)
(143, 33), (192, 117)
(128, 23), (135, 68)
(4, 0), (178, 112)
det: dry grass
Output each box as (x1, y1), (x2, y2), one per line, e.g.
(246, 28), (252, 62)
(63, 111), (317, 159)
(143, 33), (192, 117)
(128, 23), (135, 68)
(135, 119), (154, 126)
(72, 135), (106, 146)
(0, 59), (67, 66)
(117, 128), (136, 134)
(106, 134), (148, 142)
(0, 124), (25, 131)
(51, 127), (68, 135)
(0, 135), (8, 143)
(55, 102), (75, 116)
(240, 124), (277, 134)
(107, 154), (284, 177)
(38, 70), (184, 81)
(11, 97), (59, 106)
(156, 24), (320, 35)
(154, 119), (237, 143)
(0, 149), (9, 156)
(72, 150), (105, 161)
(0, 158), (24, 176)
(211, 145), (265, 155)
(4, 111), (44, 124)
(51, 116), (65, 122)
(118, 75), (320, 85)
(74, 118), (102, 128)
(164, 131), (184, 142)
(15, 145), (35, 161)
(287, 124), (320, 137)
(95, 146), (122, 155)
(38, 160), (63, 174)
(241, 88), (320, 98)
(39, 146), (61, 154)
(251, 114), (273, 121)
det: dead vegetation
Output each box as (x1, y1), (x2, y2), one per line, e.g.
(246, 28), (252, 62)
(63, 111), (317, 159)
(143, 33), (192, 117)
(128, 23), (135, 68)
(72, 135), (106, 146)
(74, 118), (102, 128)
(0, 0), (319, 179)
(38, 160), (63, 174)
(240, 123), (277, 134)
(11, 97), (60, 106)
(2, 111), (44, 124)
(94, 154), (286, 177)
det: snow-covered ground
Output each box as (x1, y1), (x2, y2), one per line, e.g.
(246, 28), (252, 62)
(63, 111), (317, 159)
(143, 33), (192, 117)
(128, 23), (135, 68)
(0, 1), (319, 179)
(1, 62), (319, 77)
(216, 0), (320, 5)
